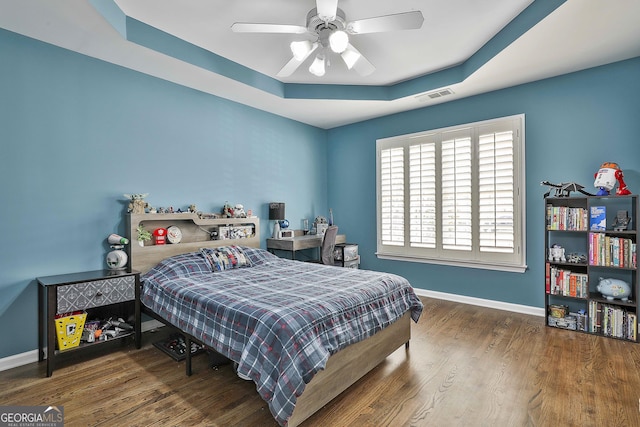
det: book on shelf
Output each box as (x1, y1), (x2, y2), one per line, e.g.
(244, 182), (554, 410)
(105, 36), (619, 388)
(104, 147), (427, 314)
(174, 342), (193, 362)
(547, 265), (588, 297)
(590, 206), (606, 231)
(546, 205), (588, 231)
(589, 232), (637, 268)
(588, 300), (638, 341)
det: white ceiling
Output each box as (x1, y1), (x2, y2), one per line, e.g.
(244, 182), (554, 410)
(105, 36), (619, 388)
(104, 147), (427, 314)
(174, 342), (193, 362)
(1, 0), (639, 129)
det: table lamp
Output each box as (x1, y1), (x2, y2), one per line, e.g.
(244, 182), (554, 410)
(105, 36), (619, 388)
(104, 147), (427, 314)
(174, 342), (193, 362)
(269, 202), (285, 239)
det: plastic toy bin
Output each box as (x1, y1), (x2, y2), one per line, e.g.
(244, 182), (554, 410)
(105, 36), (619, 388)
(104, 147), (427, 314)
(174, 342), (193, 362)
(55, 311), (87, 350)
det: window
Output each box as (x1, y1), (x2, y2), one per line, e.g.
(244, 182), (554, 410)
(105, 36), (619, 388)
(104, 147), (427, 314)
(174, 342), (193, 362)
(376, 115), (526, 272)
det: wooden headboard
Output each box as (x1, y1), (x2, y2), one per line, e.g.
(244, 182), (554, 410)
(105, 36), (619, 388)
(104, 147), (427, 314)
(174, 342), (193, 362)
(126, 213), (260, 273)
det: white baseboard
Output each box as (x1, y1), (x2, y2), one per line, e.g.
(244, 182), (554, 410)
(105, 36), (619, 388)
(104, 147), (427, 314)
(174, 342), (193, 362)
(0, 349), (39, 372)
(0, 320), (166, 373)
(413, 288), (544, 317)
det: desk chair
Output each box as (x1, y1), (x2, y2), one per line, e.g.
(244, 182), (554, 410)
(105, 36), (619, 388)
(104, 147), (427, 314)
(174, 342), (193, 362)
(310, 225), (338, 265)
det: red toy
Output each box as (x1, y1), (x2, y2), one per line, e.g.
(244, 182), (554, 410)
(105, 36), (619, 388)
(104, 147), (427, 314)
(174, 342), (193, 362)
(153, 228), (167, 245)
(593, 162), (632, 196)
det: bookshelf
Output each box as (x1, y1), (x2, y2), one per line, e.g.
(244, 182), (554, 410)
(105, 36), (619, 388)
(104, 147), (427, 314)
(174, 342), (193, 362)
(545, 195), (638, 342)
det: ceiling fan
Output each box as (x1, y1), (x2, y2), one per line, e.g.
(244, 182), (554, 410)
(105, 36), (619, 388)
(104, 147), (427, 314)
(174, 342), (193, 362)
(231, 0), (424, 77)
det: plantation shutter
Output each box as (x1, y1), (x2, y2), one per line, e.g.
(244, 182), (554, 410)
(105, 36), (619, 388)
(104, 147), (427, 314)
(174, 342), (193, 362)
(441, 134), (472, 251)
(409, 142), (437, 248)
(380, 147), (405, 246)
(478, 130), (515, 253)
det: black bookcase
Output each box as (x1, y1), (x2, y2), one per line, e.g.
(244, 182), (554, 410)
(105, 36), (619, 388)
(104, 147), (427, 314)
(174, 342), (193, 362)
(544, 195), (638, 342)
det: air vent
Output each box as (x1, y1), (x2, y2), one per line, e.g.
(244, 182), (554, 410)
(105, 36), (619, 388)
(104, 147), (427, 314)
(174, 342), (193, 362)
(415, 88), (454, 102)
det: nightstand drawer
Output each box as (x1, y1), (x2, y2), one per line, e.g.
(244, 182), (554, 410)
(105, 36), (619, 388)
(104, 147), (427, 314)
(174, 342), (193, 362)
(57, 275), (135, 313)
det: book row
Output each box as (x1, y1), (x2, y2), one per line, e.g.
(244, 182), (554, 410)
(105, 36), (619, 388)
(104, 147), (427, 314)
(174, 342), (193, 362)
(545, 263), (588, 298)
(589, 232), (637, 268)
(546, 205), (588, 231)
(588, 300), (637, 341)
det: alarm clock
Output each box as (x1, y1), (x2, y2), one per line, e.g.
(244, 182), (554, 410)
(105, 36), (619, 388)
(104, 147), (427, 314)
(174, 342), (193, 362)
(278, 229), (295, 239)
(167, 226), (182, 244)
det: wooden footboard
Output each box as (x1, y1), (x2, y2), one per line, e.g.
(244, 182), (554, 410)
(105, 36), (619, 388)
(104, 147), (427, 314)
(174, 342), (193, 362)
(287, 312), (412, 427)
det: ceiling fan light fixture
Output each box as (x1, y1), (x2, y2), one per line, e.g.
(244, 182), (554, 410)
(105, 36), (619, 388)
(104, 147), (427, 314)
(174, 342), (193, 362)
(341, 47), (361, 69)
(329, 30), (349, 53)
(309, 54), (326, 76)
(290, 40), (314, 61)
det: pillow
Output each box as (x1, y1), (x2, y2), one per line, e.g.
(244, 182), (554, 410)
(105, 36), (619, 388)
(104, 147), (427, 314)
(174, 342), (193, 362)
(200, 246), (252, 272)
(142, 251), (211, 284)
(241, 246), (280, 266)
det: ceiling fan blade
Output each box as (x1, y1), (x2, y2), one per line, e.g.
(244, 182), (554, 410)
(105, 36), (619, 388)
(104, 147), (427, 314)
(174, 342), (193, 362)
(231, 22), (307, 34)
(346, 11), (424, 34)
(341, 44), (375, 76)
(277, 43), (319, 77)
(316, 0), (339, 22)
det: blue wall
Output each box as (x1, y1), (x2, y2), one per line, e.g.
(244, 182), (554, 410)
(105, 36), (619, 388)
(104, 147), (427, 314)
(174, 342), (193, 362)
(327, 57), (640, 307)
(0, 29), (328, 358)
(1, 25), (639, 360)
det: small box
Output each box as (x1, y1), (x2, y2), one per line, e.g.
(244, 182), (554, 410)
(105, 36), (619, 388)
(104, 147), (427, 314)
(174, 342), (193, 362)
(55, 311), (87, 350)
(549, 304), (568, 318)
(548, 315), (577, 330)
(334, 243), (359, 262)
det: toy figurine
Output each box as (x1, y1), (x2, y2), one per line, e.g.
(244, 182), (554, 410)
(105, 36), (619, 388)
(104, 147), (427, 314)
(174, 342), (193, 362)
(541, 181), (593, 198)
(234, 204), (247, 218)
(612, 210), (631, 231)
(222, 202), (235, 218)
(594, 162), (632, 196)
(106, 234), (129, 269)
(124, 193), (149, 214)
(548, 244), (566, 262)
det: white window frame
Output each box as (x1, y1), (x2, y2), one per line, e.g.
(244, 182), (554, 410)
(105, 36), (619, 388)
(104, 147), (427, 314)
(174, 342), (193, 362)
(376, 114), (527, 273)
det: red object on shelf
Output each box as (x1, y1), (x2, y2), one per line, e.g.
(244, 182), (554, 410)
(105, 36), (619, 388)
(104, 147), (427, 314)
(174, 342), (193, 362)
(153, 228), (167, 245)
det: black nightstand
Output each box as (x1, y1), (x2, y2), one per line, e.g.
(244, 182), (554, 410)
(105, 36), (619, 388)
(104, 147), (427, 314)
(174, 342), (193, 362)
(37, 269), (141, 377)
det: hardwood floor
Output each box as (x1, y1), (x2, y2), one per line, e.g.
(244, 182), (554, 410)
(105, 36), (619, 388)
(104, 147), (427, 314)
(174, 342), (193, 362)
(3, 297), (640, 426)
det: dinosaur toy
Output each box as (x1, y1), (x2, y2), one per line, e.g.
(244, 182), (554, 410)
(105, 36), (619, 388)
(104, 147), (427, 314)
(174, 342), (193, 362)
(541, 181), (594, 198)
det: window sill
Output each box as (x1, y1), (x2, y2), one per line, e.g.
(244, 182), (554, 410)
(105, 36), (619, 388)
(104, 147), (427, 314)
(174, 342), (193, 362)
(376, 253), (528, 273)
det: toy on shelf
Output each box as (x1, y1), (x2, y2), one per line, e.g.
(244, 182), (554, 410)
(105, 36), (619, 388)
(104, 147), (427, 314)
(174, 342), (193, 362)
(106, 233), (129, 269)
(124, 193), (149, 214)
(597, 277), (631, 301)
(593, 162), (632, 196)
(548, 244), (566, 263)
(541, 181), (593, 198)
(153, 228), (167, 245)
(612, 210), (631, 231)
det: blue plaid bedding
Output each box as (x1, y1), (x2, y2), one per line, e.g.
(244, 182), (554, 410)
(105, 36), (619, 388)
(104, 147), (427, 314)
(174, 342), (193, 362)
(141, 247), (423, 426)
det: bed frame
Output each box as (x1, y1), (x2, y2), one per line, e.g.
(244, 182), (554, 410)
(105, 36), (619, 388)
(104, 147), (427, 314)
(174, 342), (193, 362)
(126, 213), (411, 427)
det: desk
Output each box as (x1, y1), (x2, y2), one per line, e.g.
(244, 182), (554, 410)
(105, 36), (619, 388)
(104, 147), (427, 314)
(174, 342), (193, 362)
(267, 234), (346, 260)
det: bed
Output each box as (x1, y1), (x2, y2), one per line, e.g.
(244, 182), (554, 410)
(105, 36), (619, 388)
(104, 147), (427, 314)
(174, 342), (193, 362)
(127, 213), (423, 426)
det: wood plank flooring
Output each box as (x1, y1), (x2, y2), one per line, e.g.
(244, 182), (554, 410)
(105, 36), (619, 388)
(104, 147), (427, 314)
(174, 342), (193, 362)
(2, 297), (640, 426)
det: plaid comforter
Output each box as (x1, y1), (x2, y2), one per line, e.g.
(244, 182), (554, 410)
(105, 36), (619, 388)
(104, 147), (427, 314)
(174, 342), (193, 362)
(141, 248), (423, 426)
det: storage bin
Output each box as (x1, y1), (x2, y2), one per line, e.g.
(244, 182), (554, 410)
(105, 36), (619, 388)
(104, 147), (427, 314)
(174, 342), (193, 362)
(548, 315), (577, 331)
(334, 243), (359, 262)
(55, 311), (87, 350)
